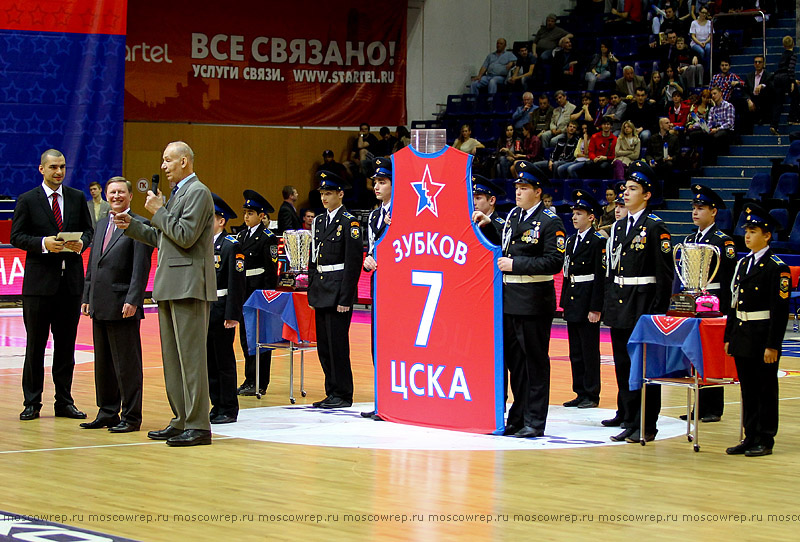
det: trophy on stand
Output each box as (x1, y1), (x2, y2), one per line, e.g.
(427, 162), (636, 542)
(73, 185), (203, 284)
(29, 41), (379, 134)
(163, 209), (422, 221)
(667, 242), (721, 317)
(279, 230), (312, 290)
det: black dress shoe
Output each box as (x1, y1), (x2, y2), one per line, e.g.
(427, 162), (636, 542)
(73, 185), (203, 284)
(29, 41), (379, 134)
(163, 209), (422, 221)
(320, 397), (352, 409)
(700, 414), (721, 423)
(360, 410), (376, 418)
(502, 424), (521, 436)
(601, 416), (623, 427)
(745, 444), (773, 457)
(312, 396), (331, 407)
(577, 399), (599, 409)
(563, 397), (582, 407)
(237, 382), (252, 393)
(726, 441), (752, 455)
(210, 414), (237, 424)
(610, 427), (635, 442)
(238, 385), (256, 396)
(108, 421), (140, 433)
(625, 429), (656, 443)
(166, 429), (212, 447)
(54, 405), (87, 419)
(370, 413), (384, 421)
(147, 425), (184, 440)
(80, 415), (120, 429)
(514, 426), (544, 438)
(679, 414), (689, 421)
(19, 406), (41, 421)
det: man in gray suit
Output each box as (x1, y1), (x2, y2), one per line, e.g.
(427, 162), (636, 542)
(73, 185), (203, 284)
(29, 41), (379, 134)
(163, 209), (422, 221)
(114, 141), (217, 447)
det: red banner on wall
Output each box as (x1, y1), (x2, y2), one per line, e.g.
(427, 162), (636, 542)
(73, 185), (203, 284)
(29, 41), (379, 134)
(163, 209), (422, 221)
(124, 0), (408, 127)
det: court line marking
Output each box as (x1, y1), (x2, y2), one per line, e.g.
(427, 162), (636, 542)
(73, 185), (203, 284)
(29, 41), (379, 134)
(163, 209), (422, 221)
(0, 436), (238, 455)
(660, 396), (800, 409)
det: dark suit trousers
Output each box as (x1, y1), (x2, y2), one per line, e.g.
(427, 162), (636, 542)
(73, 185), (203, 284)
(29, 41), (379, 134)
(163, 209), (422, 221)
(92, 318), (143, 425)
(22, 284), (81, 408)
(315, 307), (354, 402)
(207, 322), (239, 418)
(734, 355), (779, 448)
(610, 327), (661, 432)
(504, 314), (551, 432)
(567, 320), (601, 403)
(239, 301), (272, 388)
(696, 387), (724, 418)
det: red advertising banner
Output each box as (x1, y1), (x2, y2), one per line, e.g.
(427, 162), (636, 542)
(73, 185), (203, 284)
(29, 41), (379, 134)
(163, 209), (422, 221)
(124, 0), (408, 126)
(374, 146), (505, 434)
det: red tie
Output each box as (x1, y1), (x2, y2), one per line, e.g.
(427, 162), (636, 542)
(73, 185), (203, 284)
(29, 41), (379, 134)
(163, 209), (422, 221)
(52, 193), (63, 231)
(102, 218), (114, 252)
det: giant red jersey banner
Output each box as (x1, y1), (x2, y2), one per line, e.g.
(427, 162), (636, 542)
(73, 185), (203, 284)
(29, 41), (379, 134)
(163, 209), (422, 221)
(374, 146), (504, 434)
(125, 0), (407, 126)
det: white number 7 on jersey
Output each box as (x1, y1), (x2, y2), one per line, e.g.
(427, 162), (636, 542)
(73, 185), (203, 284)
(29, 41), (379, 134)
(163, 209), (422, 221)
(411, 270), (443, 347)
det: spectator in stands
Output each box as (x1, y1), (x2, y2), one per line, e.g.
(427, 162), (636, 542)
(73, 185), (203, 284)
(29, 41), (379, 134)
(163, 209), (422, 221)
(667, 90), (691, 134)
(710, 59), (744, 102)
(585, 41), (618, 91)
(660, 65), (686, 108)
(319, 149), (348, 180)
(301, 209), (315, 231)
(646, 117), (681, 195)
(597, 186), (618, 236)
(616, 66), (646, 100)
(593, 93), (613, 131)
(651, 31), (680, 72)
(534, 120), (580, 179)
(508, 44), (535, 91)
(621, 87), (659, 147)
(495, 124), (517, 178)
(607, 0), (646, 33)
(689, 86), (735, 161)
(541, 90), (576, 148)
(770, 36), (798, 136)
(689, 7), (713, 62)
(508, 122), (542, 163)
(607, 91), (628, 135)
(586, 117), (618, 177)
(373, 127), (397, 157)
(571, 92), (598, 134)
(531, 94), (554, 136)
(351, 123), (379, 177)
(652, 4), (688, 36)
(393, 126), (410, 153)
(542, 193), (557, 213)
(551, 37), (581, 89)
(470, 38), (517, 95)
(690, 0), (714, 19)
(531, 14), (572, 62)
(453, 124), (485, 155)
(675, 35), (705, 87)
(562, 124), (592, 178)
(647, 70), (666, 103)
(743, 55), (772, 131)
(512, 92), (537, 132)
(613, 120), (642, 179)
(86, 181), (110, 229)
(686, 89), (711, 134)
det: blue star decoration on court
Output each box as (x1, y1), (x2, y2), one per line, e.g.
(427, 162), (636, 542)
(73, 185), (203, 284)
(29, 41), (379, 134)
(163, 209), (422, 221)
(411, 165), (446, 217)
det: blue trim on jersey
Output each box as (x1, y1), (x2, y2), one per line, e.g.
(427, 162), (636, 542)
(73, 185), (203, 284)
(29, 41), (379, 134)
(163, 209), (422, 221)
(407, 144), (448, 159)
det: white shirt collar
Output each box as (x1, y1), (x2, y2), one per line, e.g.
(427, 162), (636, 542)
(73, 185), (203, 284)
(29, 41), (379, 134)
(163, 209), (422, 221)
(327, 205), (343, 220)
(42, 182), (63, 199)
(748, 245), (769, 265)
(627, 207), (646, 227)
(697, 223), (715, 241)
(248, 224), (260, 235)
(522, 201), (541, 221)
(214, 232), (222, 243)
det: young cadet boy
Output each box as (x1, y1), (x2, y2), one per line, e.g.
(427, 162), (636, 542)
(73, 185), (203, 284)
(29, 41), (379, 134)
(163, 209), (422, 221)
(361, 157), (392, 419)
(480, 160), (565, 438)
(208, 194), (245, 424)
(308, 170), (363, 409)
(236, 190), (278, 396)
(561, 189), (605, 409)
(724, 204), (790, 457)
(678, 184), (737, 423)
(472, 174), (507, 239)
(603, 161), (673, 443)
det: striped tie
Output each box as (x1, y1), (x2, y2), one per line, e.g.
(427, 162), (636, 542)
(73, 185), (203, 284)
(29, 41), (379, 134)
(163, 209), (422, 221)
(52, 193), (63, 231)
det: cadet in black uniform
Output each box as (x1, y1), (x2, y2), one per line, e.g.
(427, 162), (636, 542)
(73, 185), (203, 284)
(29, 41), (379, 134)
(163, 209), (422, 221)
(208, 194), (245, 424)
(361, 157), (392, 419)
(561, 190), (606, 409)
(236, 190), (278, 396)
(678, 184), (737, 423)
(724, 204), (790, 457)
(495, 160), (566, 438)
(472, 174), (506, 240)
(603, 161), (673, 443)
(308, 170), (363, 409)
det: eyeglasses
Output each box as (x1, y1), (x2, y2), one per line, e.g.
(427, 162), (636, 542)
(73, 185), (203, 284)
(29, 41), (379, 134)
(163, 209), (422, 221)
(754, 60), (764, 63)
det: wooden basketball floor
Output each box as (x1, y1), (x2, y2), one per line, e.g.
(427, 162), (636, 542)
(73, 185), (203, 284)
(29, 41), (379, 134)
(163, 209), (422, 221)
(1, 307), (800, 541)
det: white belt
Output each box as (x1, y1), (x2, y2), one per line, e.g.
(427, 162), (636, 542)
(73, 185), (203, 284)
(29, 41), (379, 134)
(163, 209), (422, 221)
(614, 276), (656, 286)
(736, 310), (770, 322)
(216, 289), (228, 297)
(503, 274), (553, 284)
(246, 268), (264, 277)
(570, 274), (595, 283)
(706, 282), (720, 290)
(318, 264), (345, 272)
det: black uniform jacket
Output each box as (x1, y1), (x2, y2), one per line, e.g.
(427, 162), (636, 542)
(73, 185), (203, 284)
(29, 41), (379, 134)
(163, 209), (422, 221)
(501, 203), (566, 316)
(236, 223), (278, 291)
(211, 234), (246, 324)
(308, 207), (363, 308)
(560, 227), (606, 322)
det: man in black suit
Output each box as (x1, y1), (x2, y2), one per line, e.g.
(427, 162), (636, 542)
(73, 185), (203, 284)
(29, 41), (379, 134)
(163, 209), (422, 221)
(743, 55), (773, 132)
(277, 185), (302, 234)
(561, 190), (605, 410)
(308, 170), (363, 409)
(10, 149), (93, 421)
(80, 177), (152, 432)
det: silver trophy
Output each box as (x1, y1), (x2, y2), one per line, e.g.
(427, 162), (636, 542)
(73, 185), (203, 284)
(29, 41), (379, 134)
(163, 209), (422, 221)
(668, 242), (721, 316)
(280, 229), (312, 290)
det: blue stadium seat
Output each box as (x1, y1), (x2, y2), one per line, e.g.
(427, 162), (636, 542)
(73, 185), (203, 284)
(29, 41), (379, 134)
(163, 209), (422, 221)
(445, 95), (465, 117)
(560, 212), (577, 236)
(548, 179), (565, 206)
(771, 211), (800, 253)
(772, 172), (800, 201)
(769, 208), (789, 239)
(744, 173), (771, 201)
(716, 208), (733, 232)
